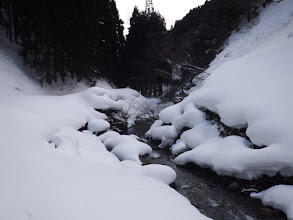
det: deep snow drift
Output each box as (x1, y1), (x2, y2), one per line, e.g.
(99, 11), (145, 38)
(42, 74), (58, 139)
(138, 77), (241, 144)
(147, 0), (293, 218)
(0, 88), (210, 220)
(0, 32), (209, 220)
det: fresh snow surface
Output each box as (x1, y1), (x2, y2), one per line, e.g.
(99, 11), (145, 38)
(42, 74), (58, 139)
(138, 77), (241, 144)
(0, 31), (209, 220)
(121, 160), (177, 185)
(0, 88), (210, 220)
(147, 0), (293, 218)
(0, 30), (45, 95)
(251, 185), (293, 220)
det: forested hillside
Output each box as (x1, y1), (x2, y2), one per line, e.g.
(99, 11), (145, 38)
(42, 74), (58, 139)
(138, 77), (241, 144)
(170, 0), (270, 67)
(0, 0), (271, 95)
(118, 0), (271, 95)
(0, 0), (124, 84)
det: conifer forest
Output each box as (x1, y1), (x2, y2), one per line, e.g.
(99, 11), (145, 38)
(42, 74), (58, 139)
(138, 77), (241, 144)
(0, 0), (267, 95)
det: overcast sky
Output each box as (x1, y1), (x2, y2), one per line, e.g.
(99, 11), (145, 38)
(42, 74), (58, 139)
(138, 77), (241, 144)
(115, 0), (206, 35)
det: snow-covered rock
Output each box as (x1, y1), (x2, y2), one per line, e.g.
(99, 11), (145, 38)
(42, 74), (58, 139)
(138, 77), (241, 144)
(104, 135), (152, 163)
(121, 160), (177, 185)
(87, 118), (110, 134)
(0, 88), (210, 220)
(251, 185), (293, 220)
(171, 140), (188, 155)
(146, 1), (293, 218)
(180, 122), (219, 149)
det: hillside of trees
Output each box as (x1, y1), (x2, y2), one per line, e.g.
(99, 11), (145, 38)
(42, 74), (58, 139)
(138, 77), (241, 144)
(0, 0), (124, 84)
(170, 0), (271, 67)
(117, 0), (271, 95)
(0, 0), (271, 95)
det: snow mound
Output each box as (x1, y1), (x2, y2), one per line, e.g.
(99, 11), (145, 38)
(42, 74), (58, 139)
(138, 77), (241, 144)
(180, 122), (219, 149)
(0, 87), (209, 220)
(171, 140), (188, 155)
(104, 135), (152, 163)
(83, 87), (124, 110)
(88, 118), (110, 134)
(83, 86), (158, 127)
(174, 136), (285, 179)
(97, 130), (121, 142)
(150, 125), (178, 147)
(251, 185), (293, 220)
(121, 160), (177, 185)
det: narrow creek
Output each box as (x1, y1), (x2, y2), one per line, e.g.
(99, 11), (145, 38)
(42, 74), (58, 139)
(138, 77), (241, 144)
(128, 120), (287, 220)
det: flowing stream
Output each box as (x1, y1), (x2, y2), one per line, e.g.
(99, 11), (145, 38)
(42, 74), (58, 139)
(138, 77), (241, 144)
(128, 120), (287, 220)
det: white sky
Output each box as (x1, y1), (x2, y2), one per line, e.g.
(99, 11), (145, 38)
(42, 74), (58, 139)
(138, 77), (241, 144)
(115, 0), (206, 35)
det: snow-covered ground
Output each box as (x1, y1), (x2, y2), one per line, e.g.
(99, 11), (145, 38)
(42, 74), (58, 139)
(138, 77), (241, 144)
(0, 30), (210, 219)
(147, 0), (293, 218)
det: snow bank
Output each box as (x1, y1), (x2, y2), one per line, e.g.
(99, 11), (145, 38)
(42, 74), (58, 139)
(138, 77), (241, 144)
(178, 0), (293, 179)
(0, 29), (45, 95)
(174, 136), (287, 179)
(0, 28), (96, 96)
(147, 0), (293, 182)
(0, 17), (212, 220)
(251, 185), (293, 220)
(0, 86), (210, 220)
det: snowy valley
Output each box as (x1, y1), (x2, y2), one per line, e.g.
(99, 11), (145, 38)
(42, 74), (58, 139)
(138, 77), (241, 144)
(1, 0), (293, 220)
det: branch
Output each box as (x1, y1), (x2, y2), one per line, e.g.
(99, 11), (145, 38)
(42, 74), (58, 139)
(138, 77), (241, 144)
(182, 64), (206, 71)
(150, 68), (173, 78)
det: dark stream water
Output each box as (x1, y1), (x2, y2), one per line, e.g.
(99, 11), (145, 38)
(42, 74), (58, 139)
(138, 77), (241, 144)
(128, 120), (287, 220)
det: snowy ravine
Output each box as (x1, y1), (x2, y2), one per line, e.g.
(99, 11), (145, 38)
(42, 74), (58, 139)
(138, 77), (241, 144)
(146, 0), (293, 219)
(0, 33), (210, 220)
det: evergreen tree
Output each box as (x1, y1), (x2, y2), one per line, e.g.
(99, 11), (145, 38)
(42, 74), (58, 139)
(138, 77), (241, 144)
(119, 7), (167, 96)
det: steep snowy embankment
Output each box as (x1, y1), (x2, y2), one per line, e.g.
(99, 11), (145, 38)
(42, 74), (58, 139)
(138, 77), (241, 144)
(147, 0), (293, 218)
(0, 30), (45, 95)
(0, 30), (209, 220)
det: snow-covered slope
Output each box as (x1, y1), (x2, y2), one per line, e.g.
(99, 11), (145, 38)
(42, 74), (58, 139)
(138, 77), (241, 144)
(147, 0), (293, 218)
(0, 29), (45, 95)
(0, 28), (102, 96)
(0, 30), (209, 220)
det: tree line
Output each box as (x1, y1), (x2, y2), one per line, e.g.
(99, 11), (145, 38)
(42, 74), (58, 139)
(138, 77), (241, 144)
(0, 0), (124, 84)
(170, 0), (272, 67)
(0, 0), (270, 95)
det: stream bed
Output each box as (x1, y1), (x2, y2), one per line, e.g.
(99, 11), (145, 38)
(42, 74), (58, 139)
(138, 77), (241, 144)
(128, 120), (287, 220)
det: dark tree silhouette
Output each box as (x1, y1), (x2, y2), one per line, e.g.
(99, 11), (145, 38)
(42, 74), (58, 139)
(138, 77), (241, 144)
(117, 6), (168, 96)
(0, 0), (124, 84)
